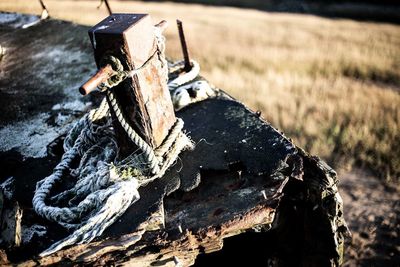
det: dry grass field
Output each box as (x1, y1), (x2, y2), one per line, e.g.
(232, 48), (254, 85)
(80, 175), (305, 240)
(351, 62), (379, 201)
(1, 0), (399, 185)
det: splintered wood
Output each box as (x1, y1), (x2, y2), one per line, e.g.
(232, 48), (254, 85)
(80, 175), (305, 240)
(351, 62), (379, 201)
(0, 197), (22, 248)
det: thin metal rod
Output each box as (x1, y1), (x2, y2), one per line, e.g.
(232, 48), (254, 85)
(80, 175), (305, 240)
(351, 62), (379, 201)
(98, 0), (112, 15)
(176, 20), (192, 72)
(38, 0), (47, 10)
(79, 64), (114, 95)
(104, 0), (113, 16)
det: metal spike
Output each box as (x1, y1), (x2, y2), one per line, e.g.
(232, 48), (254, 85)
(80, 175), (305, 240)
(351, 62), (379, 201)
(176, 20), (192, 72)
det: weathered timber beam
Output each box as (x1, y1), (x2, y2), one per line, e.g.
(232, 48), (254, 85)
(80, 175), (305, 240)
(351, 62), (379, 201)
(87, 14), (176, 157)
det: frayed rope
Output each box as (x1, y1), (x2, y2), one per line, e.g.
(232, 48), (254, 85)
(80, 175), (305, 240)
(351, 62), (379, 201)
(33, 96), (193, 256)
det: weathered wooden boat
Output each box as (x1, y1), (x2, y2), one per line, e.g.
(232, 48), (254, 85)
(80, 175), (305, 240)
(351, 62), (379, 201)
(0, 12), (348, 266)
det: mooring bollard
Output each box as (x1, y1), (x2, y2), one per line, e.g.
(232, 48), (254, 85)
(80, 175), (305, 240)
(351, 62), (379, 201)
(80, 14), (176, 158)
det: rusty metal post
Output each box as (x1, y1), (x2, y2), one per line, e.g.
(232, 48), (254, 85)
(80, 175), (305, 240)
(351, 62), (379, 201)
(103, 0), (112, 16)
(86, 14), (176, 158)
(176, 20), (192, 72)
(38, 0), (47, 11)
(79, 64), (113, 95)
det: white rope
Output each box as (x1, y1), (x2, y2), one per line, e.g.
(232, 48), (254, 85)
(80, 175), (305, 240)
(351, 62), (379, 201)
(167, 61), (216, 111)
(168, 60), (200, 90)
(34, 99), (193, 256)
(33, 107), (118, 227)
(106, 90), (161, 174)
(155, 118), (184, 158)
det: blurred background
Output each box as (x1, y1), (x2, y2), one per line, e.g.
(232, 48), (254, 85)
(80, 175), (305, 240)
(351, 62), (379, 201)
(1, 0), (399, 266)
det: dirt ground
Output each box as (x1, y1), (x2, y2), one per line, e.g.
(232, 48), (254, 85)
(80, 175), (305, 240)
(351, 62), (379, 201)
(339, 169), (400, 266)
